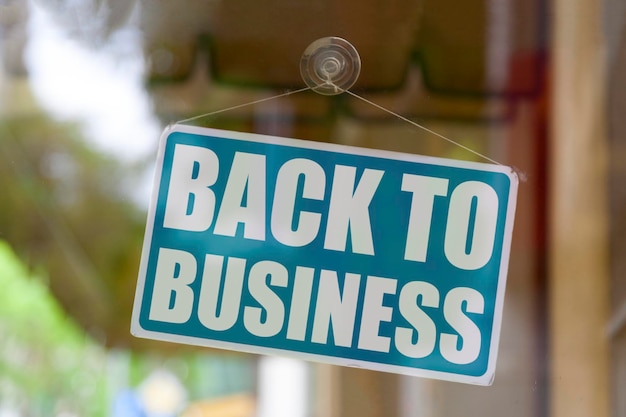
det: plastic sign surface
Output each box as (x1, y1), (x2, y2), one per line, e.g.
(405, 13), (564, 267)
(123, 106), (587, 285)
(131, 125), (518, 385)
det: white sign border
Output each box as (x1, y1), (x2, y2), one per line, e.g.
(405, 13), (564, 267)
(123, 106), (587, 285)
(131, 124), (519, 386)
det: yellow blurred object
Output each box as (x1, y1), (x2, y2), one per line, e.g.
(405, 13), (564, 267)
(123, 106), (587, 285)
(180, 394), (256, 417)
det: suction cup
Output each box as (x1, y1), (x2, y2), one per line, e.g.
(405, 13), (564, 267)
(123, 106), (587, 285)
(300, 37), (361, 96)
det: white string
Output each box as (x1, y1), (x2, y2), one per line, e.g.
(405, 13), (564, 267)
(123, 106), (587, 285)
(342, 90), (503, 166)
(176, 86), (312, 125)
(176, 81), (508, 168)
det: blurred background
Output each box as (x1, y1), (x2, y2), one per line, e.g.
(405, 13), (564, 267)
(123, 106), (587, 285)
(0, 0), (624, 416)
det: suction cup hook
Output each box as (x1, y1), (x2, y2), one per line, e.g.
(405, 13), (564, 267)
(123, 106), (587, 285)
(300, 37), (361, 96)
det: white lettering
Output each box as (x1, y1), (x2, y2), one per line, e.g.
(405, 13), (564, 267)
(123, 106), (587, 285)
(395, 281), (439, 358)
(214, 152), (266, 240)
(311, 270), (361, 347)
(197, 255), (245, 331)
(324, 166), (384, 255)
(244, 261), (288, 337)
(147, 250), (488, 365)
(401, 175), (449, 262)
(444, 181), (499, 270)
(271, 159), (325, 247)
(357, 276), (397, 353)
(149, 248), (196, 323)
(286, 267), (315, 341)
(163, 145), (219, 231)
(440, 287), (484, 364)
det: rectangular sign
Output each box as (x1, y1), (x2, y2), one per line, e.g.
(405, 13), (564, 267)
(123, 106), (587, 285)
(131, 124), (518, 385)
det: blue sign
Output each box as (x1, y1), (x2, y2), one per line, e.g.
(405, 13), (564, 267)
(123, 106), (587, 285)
(131, 125), (518, 385)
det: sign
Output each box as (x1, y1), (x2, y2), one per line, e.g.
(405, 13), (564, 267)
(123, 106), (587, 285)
(131, 125), (518, 385)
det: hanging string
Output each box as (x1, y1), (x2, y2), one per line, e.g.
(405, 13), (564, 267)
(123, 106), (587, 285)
(341, 89), (503, 166)
(346, 90), (526, 178)
(176, 81), (514, 170)
(176, 86), (312, 125)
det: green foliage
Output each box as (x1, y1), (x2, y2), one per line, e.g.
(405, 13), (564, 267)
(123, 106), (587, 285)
(0, 115), (255, 415)
(0, 240), (108, 416)
(0, 115), (147, 348)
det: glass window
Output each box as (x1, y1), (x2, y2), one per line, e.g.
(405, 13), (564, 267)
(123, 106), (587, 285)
(0, 0), (622, 416)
